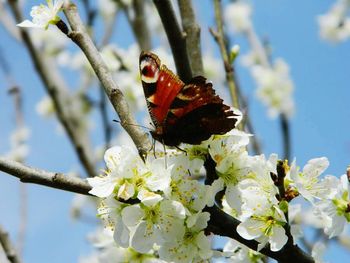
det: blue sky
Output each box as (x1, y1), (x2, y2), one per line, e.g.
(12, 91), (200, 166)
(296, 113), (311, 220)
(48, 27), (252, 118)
(0, 0), (349, 262)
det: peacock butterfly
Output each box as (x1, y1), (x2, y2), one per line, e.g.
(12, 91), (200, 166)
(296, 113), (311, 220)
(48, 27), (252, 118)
(139, 51), (239, 146)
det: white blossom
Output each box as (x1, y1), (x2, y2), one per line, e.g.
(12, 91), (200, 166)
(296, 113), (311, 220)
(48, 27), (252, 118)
(252, 58), (295, 118)
(314, 174), (350, 238)
(289, 157), (330, 203)
(237, 202), (288, 251)
(17, 0), (64, 29)
(318, 0), (350, 43)
(224, 1), (252, 33)
(311, 241), (327, 263)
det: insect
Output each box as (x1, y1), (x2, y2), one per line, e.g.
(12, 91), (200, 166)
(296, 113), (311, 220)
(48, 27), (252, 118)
(139, 51), (239, 146)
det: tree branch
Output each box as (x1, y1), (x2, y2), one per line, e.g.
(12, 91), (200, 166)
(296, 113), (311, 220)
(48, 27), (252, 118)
(0, 2), (21, 42)
(131, 0), (152, 51)
(205, 206), (314, 263)
(280, 114), (291, 160)
(177, 0), (203, 76)
(0, 157), (92, 195)
(7, 0), (97, 178)
(153, 0), (192, 82)
(63, 2), (151, 159)
(0, 225), (21, 263)
(211, 0), (240, 110)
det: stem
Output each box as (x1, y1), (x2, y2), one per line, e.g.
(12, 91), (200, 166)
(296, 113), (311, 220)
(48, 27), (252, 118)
(211, 0), (240, 111)
(280, 114), (291, 160)
(153, 0), (192, 82)
(0, 226), (21, 263)
(205, 205), (314, 263)
(131, 0), (152, 51)
(99, 85), (112, 149)
(0, 157), (92, 195)
(63, 2), (151, 159)
(177, 0), (204, 76)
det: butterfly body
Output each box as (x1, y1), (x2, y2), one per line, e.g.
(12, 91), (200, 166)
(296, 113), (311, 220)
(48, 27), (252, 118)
(140, 51), (238, 146)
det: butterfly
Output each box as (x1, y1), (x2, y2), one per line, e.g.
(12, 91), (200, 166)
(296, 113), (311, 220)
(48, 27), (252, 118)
(139, 51), (239, 146)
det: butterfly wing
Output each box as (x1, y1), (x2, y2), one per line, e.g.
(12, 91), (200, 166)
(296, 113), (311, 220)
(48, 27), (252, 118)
(140, 51), (238, 146)
(160, 76), (238, 145)
(139, 51), (184, 128)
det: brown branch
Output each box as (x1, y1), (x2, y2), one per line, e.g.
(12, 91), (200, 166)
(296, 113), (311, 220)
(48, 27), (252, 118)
(0, 157), (92, 195)
(131, 0), (152, 51)
(63, 2), (150, 158)
(7, 0), (97, 178)
(280, 114), (291, 160)
(7, 86), (27, 260)
(0, 2), (21, 42)
(177, 0), (204, 76)
(118, 0), (151, 51)
(211, 0), (240, 110)
(153, 0), (192, 82)
(0, 225), (21, 263)
(205, 206), (314, 263)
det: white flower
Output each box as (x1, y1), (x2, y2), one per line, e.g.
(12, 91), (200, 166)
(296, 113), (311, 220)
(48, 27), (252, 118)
(223, 239), (264, 263)
(98, 0), (118, 18)
(122, 200), (186, 253)
(314, 174), (350, 238)
(97, 196), (130, 248)
(224, 1), (252, 33)
(166, 172), (212, 212)
(17, 0), (64, 29)
(31, 26), (68, 54)
(100, 45), (121, 72)
(159, 226), (212, 263)
(252, 58), (294, 118)
(36, 96), (55, 117)
(243, 154), (279, 199)
(88, 146), (172, 199)
(289, 157), (330, 203)
(237, 202), (288, 251)
(318, 0), (350, 43)
(311, 241), (327, 263)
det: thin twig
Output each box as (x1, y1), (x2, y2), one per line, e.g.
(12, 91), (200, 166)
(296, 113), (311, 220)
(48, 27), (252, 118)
(177, 0), (204, 76)
(211, 0), (240, 110)
(131, 0), (152, 51)
(281, 113), (291, 160)
(63, 2), (150, 158)
(153, 0), (192, 82)
(0, 2), (21, 42)
(0, 157), (92, 195)
(7, 0), (97, 178)
(99, 85), (112, 149)
(0, 225), (21, 263)
(7, 87), (27, 260)
(117, 0), (151, 50)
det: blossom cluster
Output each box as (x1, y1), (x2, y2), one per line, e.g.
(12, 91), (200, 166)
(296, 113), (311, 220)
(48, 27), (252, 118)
(224, 1), (295, 118)
(318, 0), (350, 43)
(87, 112), (350, 262)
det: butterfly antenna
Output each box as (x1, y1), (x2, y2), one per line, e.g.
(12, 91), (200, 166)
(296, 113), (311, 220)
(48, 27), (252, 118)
(113, 119), (151, 131)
